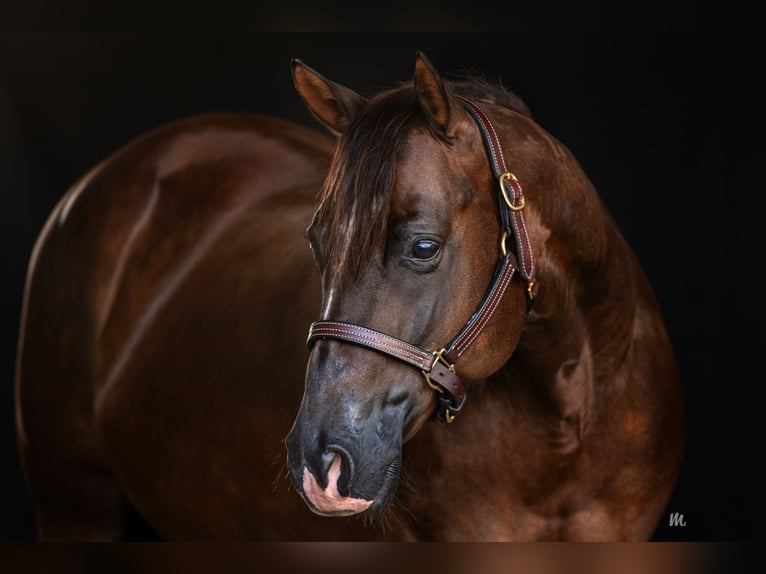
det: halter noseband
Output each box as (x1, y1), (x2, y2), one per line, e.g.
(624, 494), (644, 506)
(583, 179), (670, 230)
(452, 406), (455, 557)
(307, 97), (538, 423)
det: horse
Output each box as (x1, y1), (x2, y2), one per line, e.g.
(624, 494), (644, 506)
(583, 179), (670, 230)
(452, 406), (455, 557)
(15, 52), (684, 541)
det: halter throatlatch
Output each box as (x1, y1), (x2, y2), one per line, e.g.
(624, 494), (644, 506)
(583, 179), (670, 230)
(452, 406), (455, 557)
(307, 97), (538, 423)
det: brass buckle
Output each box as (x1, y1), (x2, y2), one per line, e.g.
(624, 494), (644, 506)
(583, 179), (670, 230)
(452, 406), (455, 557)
(426, 350), (462, 424)
(432, 348), (455, 373)
(527, 279), (537, 300)
(421, 348), (455, 394)
(499, 172), (525, 211)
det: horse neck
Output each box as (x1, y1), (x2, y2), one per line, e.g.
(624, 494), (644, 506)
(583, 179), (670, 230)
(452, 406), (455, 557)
(501, 135), (642, 431)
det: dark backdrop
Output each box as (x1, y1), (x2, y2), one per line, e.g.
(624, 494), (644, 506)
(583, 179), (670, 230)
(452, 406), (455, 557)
(1, 28), (763, 541)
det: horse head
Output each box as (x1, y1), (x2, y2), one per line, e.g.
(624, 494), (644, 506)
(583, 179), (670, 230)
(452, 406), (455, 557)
(285, 53), (535, 517)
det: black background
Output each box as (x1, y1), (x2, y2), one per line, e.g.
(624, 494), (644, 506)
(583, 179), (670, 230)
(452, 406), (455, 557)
(1, 23), (763, 542)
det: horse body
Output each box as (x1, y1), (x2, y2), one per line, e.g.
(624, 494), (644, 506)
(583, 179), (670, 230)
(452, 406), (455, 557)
(15, 55), (684, 541)
(15, 113), (385, 540)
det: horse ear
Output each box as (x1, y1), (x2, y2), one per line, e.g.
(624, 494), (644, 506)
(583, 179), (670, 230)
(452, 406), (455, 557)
(414, 52), (465, 138)
(292, 59), (368, 137)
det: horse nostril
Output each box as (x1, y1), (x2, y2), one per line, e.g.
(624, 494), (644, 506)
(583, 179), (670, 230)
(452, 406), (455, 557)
(320, 450), (337, 481)
(324, 445), (354, 496)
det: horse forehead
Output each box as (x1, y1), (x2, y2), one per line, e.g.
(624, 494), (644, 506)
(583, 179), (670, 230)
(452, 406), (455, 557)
(394, 129), (476, 205)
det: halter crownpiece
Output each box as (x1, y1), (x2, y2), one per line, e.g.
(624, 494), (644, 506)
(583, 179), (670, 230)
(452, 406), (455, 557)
(307, 98), (538, 423)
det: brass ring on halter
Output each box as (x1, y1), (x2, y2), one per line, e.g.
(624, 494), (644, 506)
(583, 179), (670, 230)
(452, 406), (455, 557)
(499, 172), (525, 211)
(500, 230), (509, 257)
(444, 409), (456, 424)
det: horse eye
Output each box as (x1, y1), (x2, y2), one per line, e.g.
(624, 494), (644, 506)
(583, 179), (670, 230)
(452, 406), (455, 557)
(411, 239), (440, 260)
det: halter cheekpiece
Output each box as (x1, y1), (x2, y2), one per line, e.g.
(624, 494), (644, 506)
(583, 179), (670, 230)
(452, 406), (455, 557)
(307, 97), (539, 423)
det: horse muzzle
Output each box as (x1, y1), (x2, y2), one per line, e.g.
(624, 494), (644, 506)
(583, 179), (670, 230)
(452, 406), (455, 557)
(285, 409), (404, 517)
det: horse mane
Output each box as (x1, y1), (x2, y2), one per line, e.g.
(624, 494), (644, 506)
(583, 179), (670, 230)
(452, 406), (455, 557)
(447, 72), (532, 119)
(313, 73), (530, 285)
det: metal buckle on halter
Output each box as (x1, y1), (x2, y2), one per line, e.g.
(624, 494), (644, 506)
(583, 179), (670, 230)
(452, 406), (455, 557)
(422, 349), (465, 423)
(499, 172), (525, 211)
(527, 279), (537, 301)
(501, 227), (537, 312)
(421, 348), (455, 394)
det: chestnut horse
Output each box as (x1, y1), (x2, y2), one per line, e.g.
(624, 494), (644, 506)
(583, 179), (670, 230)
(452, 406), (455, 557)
(15, 53), (684, 541)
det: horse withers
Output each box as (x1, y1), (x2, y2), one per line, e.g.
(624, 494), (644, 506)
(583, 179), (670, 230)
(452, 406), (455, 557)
(15, 53), (684, 540)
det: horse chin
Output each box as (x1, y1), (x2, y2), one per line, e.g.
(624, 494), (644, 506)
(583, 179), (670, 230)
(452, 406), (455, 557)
(301, 454), (401, 518)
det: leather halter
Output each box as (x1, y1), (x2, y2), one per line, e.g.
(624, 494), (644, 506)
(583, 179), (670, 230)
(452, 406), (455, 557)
(307, 97), (539, 423)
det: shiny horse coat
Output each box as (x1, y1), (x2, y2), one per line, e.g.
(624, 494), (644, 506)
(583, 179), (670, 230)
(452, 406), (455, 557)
(15, 53), (684, 540)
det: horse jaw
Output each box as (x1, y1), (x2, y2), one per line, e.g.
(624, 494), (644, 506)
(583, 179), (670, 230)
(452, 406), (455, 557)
(301, 454), (374, 516)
